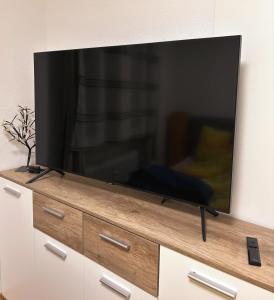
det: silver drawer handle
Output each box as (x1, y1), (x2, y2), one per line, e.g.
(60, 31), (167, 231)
(44, 242), (67, 260)
(100, 275), (131, 299)
(3, 186), (21, 198)
(99, 233), (130, 251)
(188, 271), (237, 299)
(42, 206), (64, 219)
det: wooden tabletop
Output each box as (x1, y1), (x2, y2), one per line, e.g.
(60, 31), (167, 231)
(1, 169), (274, 293)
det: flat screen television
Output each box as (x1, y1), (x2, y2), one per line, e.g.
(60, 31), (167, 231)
(34, 35), (241, 213)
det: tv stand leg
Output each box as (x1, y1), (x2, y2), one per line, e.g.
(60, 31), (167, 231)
(200, 206), (219, 242)
(26, 168), (64, 184)
(200, 207), (206, 242)
(55, 169), (65, 176)
(206, 207), (219, 217)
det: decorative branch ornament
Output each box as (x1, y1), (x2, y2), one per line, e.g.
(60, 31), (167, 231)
(2, 106), (36, 169)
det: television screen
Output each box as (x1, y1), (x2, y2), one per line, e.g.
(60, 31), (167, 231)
(34, 35), (241, 213)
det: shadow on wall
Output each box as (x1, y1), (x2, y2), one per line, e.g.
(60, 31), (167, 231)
(230, 62), (247, 212)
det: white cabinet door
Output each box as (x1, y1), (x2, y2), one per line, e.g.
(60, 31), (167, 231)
(84, 256), (157, 300)
(34, 229), (84, 300)
(159, 246), (274, 300)
(0, 178), (35, 300)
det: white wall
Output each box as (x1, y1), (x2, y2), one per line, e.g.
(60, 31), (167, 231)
(1, 0), (273, 229)
(214, 0), (274, 228)
(44, 0), (215, 50)
(0, 0), (46, 170)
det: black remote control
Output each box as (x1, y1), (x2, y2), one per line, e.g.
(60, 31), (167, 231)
(247, 237), (261, 267)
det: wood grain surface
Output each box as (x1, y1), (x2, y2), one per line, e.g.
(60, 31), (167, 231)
(1, 169), (274, 293)
(83, 213), (159, 296)
(33, 192), (83, 252)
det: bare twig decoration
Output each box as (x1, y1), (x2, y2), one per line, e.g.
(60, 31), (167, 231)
(2, 106), (36, 167)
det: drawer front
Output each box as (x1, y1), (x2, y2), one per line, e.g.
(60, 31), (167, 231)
(0, 178), (35, 300)
(33, 192), (83, 252)
(34, 229), (84, 300)
(83, 213), (159, 296)
(84, 256), (157, 300)
(159, 246), (274, 300)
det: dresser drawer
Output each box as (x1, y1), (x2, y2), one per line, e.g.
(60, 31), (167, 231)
(159, 246), (274, 300)
(33, 192), (83, 252)
(34, 229), (84, 300)
(83, 213), (159, 296)
(84, 256), (157, 300)
(0, 178), (35, 300)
